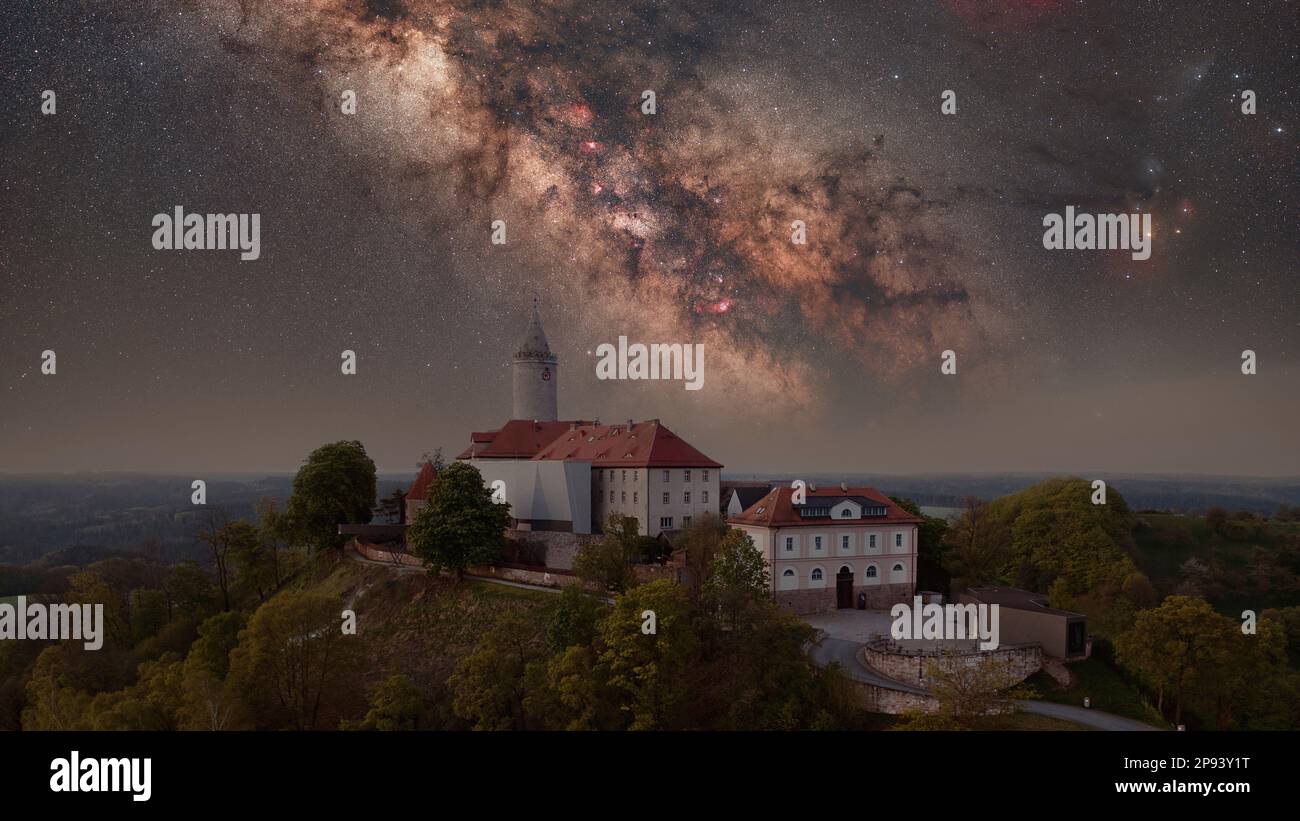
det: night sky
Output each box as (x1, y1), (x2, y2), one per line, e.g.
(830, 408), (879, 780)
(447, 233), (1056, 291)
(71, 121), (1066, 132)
(1, 0), (1295, 476)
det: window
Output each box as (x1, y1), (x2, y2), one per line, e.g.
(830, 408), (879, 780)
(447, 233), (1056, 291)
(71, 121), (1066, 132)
(662, 492), (670, 505)
(633, 471), (638, 481)
(784, 537), (794, 552)
(866, 565), (877, 578)
(841, 535), (850, 549)
(660, 517), (673, 529)
(682, 516), (692, 526)
(609, 491), (615, 503)
(892, 563), (903, 572)
(621, 492), (626, 503)
(840, 509), (852, 518)
(662, 470), (670, 482)
(703, 490), (710, 503)
(814, 536), (822, 551)
(633, 492), (638, 504)
(895, 533), (903, 548)
(780, 567), (797, 591)
(703, 470), (710, 482)
(609, 470), (614, 481)
(783, 569), (795, 577)
(683, 492), (691, 504)
(684, 469), (692, 482)
(622, 470), (627, 482)
(839, 565), (852, 575)
(869, 534), (877, 549)
(810, 568), (823, 581)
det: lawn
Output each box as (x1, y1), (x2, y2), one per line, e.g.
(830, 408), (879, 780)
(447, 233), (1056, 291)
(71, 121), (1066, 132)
(1026, 659), (1165, 726)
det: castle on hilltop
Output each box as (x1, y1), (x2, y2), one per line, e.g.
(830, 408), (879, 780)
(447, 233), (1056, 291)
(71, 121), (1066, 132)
(405, 300), (721, 539)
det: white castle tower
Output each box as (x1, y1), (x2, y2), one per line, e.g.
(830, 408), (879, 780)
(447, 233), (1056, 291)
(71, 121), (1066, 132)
(512, 298), (558, 421)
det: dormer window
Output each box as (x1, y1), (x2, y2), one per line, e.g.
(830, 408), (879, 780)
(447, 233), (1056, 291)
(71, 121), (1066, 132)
(840, 509), (851, 518)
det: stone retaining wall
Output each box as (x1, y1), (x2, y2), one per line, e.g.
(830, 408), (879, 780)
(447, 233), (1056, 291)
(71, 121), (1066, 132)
(863, 639), (1042, 689)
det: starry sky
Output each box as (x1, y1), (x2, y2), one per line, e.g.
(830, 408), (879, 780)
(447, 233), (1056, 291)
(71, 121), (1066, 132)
(1, 0), (1295, 476)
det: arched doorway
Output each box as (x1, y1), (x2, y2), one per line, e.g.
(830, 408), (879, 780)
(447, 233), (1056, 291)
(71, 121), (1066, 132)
(836, 566), (854, 609)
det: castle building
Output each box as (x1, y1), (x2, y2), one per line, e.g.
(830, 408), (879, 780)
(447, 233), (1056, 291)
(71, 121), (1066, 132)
(728, 485), (921, 614)
(455, 302), (721, 538)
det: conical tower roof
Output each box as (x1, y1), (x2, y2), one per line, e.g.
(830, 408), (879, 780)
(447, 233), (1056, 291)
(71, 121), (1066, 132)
(515, 297), (556, 362)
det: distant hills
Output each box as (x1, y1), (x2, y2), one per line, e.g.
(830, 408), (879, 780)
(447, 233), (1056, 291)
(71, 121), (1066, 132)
(724, 472), (1300, 518)
(1, 471), (1296, 565)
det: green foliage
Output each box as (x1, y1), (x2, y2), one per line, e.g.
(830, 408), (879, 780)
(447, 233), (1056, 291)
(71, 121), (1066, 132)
(226, 590), (364, 730)
(129, 588), (169, 646)
(406, 461), (510, 577)
(1261, 605), (1300, 668)
(944, 478), (1136, 596)
(594, 579), (700, 730)
(86, 655), (185, 731)
(545, 585), (604, 653)
(285, 440), (378, 553)
(1116, 595), (1293, 729)
(448, 611), (545, 730)
(1025, 658), (1163, 725)
(701, 529), (769, 628)
(344, 673), (427, 731)
(573, 514), (643, 593)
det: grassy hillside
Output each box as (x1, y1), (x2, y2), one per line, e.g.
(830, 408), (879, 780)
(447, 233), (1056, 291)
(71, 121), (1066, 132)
(288, 557), (559, 728)
(1025, 661), (1164, 726)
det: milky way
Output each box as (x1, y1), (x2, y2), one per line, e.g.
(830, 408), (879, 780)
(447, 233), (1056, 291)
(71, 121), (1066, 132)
(1, 0), (1295, 474)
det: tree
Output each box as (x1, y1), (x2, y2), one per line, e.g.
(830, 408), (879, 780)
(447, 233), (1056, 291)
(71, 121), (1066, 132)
(226, 591), (364, 730)
(129, 588), (169, 646)
(253, 497), (288, 589)
(232, 517), (281, 603)
(906, 654), (1036, 729)
(595, 580), (700, 730)
(1116, 595), (1226, 726)
(196, 512), (258, 611)
(164, 560), (216, 622)
(285, 440), (378, 553)
(344, 673), (427, 731)
(180, 612), (247, 731)
(674, 514), (730, 599)
(448, 611), (545, 730)
(701, 529), (769, 629)
(376, 488), (408, 524)
(545, 585), (604, 653)
(406, 461), (509, 578)
(573, 514), (642, 593)
(86, 655), (185, 731)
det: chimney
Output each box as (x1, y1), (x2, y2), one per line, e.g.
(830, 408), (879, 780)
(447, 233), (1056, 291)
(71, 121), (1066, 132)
(627, 418), (634, 428)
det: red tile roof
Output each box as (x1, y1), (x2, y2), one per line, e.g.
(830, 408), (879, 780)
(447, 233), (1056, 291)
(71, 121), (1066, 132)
(727, 485), (922, 528)
(454, 419), (596, 460)
(532, 419), (722, 468)
(407, 461), (439, 501)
